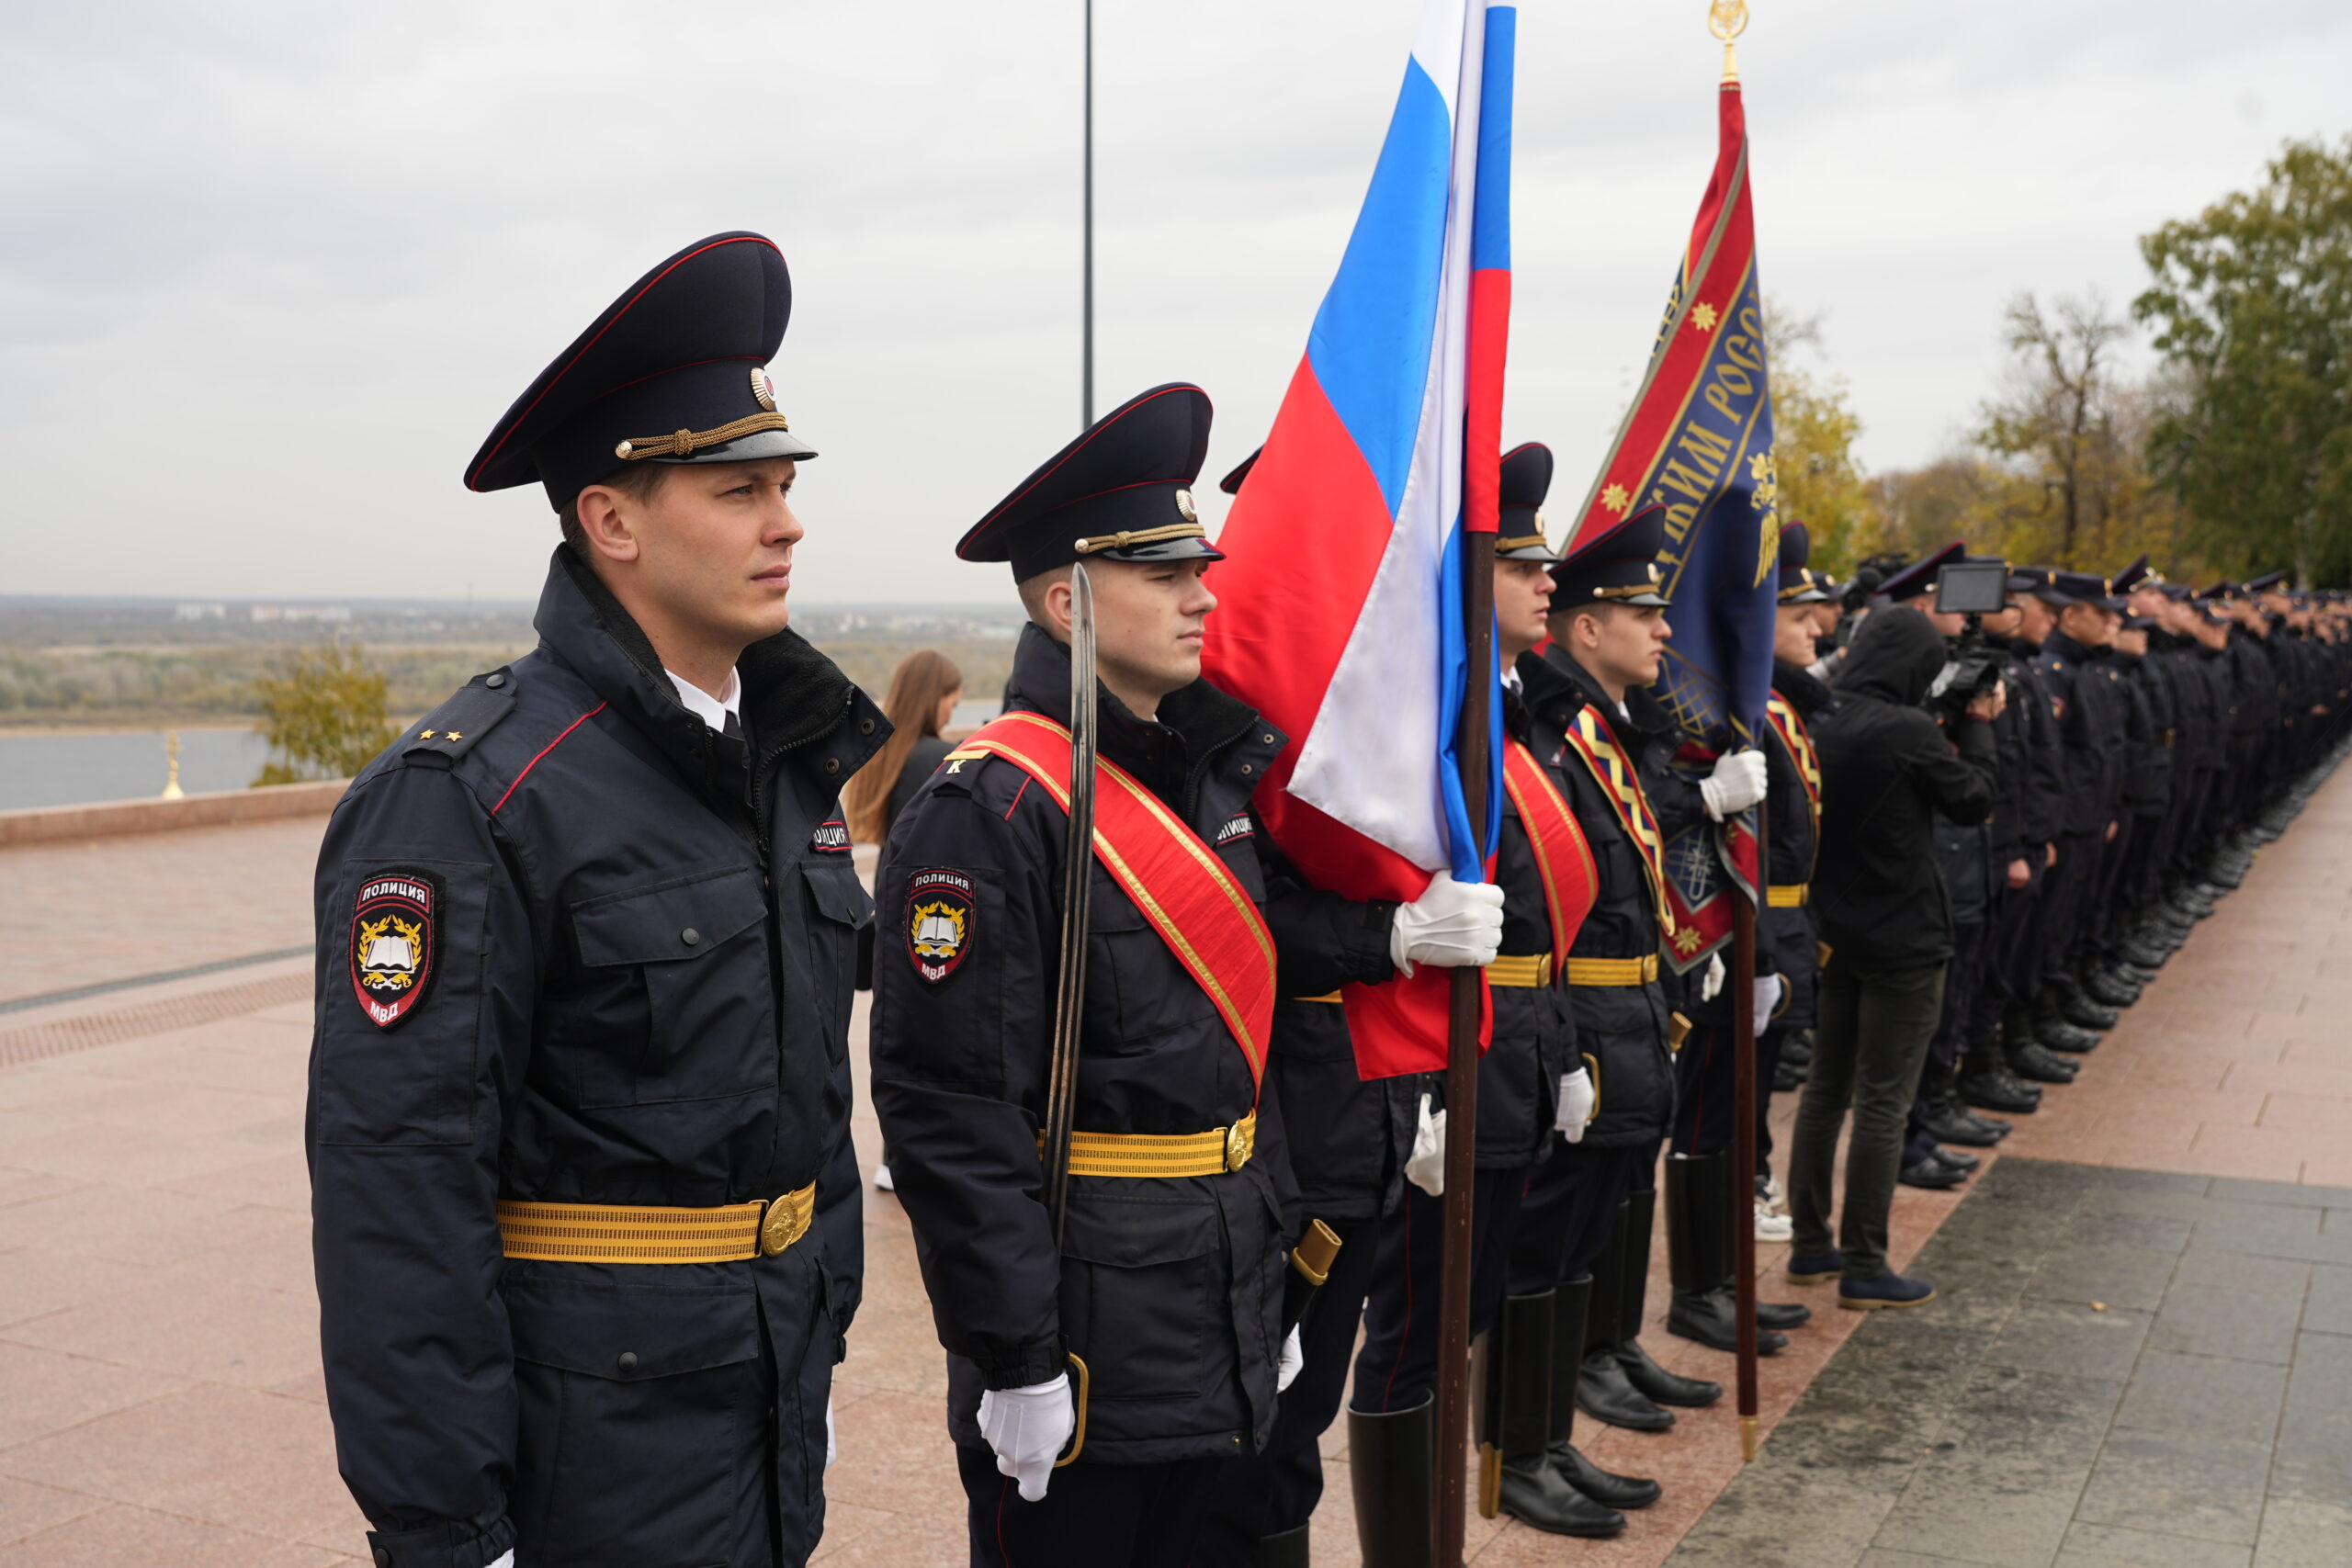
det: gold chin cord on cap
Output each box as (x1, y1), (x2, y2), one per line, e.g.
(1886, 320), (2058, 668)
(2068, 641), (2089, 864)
(1071, 523), (1207, 555)
(615, 411), (793, 461)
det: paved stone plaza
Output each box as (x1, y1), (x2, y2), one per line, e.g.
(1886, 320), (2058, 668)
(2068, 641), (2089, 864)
(0, 764), (2346, 1565)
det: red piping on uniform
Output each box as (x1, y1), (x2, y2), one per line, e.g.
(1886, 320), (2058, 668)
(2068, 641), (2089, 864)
(492, 703), (607, 814)
(995, 1477), (1012, 1562)
(1004, 776), (1030, 820)
(466, 236), (780, 489)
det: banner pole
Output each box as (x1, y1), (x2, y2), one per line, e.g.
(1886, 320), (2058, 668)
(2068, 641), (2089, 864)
(1435, 530), (1496, 1565)
(1732, 802), (1765, 1461)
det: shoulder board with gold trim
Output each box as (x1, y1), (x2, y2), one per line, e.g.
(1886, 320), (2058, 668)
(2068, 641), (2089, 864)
(401, 670), (517, 761)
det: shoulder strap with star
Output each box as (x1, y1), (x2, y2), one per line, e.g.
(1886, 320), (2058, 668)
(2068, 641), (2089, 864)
(400, 668), (518, 761)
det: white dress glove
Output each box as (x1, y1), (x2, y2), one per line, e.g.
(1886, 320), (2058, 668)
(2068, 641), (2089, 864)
(486, 1554), (514, 1568)
(1555, 1066), (1595, 1142)
(1702, 951), (1727, 1001)
(1277, 1325), (1305, 1392)
(1389, 871), (1507, 976)
(825, 1390), (837, 1471)
(1406, 1093), (1447, 1196)
(1754, 974), (1784, 1036)
(1699, 749), (1769, 820)
(978, 1372), (1074, 1502)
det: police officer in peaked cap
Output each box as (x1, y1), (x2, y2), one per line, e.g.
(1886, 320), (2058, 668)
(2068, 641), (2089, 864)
(308, 231), (888, 1568)
(868, 386), (1500, 1567)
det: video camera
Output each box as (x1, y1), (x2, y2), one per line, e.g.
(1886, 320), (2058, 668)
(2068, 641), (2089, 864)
(1923, 560), (2009, 723)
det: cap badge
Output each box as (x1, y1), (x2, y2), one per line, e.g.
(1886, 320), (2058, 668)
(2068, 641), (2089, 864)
(750, 366), (776, 412)
(1174, 488), (1198, 525)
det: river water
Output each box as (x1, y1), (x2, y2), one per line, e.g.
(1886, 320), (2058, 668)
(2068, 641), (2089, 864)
(0, 728), (276, 810)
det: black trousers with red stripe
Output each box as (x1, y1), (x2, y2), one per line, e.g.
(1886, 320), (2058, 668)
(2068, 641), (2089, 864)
(956, 1444), (1229, 1568)
(1349, 1167), (1525, 1415)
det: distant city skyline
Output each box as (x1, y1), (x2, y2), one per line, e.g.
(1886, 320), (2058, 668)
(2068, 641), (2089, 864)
(6, 0), (2347, 601)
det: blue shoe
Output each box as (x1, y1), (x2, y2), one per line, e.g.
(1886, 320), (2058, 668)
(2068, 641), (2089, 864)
(1785, 1250), (1843, 1286)
(1838, 1270), (1936, 1311)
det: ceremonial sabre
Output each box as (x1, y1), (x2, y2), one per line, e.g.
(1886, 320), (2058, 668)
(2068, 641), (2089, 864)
(1044, 563), (1097, 1468)
(1042, 562), (1097, 1250)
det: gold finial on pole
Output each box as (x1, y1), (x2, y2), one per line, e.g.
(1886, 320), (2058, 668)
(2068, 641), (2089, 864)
(160, 730), (186, 800)
(1710, 0), (1750, 85)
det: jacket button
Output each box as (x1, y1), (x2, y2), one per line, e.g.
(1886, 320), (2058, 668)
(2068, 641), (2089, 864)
(484, 672), (506, 689)
(859, 717), (876, 735)
(617, 1351), (639, 1372)
(1240, 763), (1254, 776)
(1261, 733), (1275, 744)
(824, 757), (842, 774)
(681, 928), (701, 946)
(373, 1551), (393, 1568)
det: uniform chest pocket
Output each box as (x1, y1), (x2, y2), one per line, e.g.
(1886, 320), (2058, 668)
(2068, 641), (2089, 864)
(567, 866), (775, 1108)
(797, 859), (872, 1061)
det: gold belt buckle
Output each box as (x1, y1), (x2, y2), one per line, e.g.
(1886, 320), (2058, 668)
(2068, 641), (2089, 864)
(1224, 1114), (1256, 1172)
(759, 1184), (815, 1257)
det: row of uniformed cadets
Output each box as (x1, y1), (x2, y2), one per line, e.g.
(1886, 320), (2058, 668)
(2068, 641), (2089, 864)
(1809, 550), (2352, 1186)
(306, 233), (2350, 1568)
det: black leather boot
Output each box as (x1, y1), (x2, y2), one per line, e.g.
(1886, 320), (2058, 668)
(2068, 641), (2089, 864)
(2034, 992), (2104, 1053)
(1663, 1154), (1789, 1355)
(1347, 1399), (1434, 1568)
(1573, 1202), (1674, 1431)
(1253, 1524), (1311, 1568)
(1498, 1280), (1627, 1538)
(2053, 973), (2119, 1031)
(1959, 1021), (2041, 1114)
(1780, 1029), (1814, 1067)
(1611, 1189), (1721, 1408)
(2010, 1041), (2081, 1082)
(2083, 964), (2139, 1008)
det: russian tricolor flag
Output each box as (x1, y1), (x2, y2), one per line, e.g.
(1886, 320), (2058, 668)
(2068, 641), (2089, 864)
(1202, 0), (1513, 1078)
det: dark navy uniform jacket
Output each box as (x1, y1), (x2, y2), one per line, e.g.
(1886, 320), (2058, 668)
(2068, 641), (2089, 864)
(1513, 647), (1682, 1149)
(307, 547), (888, 1568)
(1420, 682), (1583, 1168)
(1260, 832), (1415, 1224)
(2036, 630), (2126, 838)
(869, 626), (1385, 1465)
(2001, 637), (2069, 856)
(1762, 659), (1834, 1032)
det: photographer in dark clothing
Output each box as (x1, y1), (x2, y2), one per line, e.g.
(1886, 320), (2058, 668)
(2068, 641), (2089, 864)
(1787, 607), (1998, 1310)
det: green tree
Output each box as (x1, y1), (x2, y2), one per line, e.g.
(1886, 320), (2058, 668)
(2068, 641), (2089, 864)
(1763, 299), (1875, 575)
(251, 641), (397, 785)
(2136, 136), (2352, 584)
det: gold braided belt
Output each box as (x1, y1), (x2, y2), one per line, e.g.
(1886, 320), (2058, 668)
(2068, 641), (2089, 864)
(1295, 953), (1555, 1005)
(1565, 953), (1660, 987)
(1044, 1111), (1259, 1179)
(497, 1182), (815, 1265)
(1766, 884), (1809, 908)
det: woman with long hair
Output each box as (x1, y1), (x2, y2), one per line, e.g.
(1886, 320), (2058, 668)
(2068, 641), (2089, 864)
(846, 648), (965, 843)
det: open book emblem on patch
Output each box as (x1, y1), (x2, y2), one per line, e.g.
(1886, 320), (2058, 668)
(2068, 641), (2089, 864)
(350, 870), (441, 1029)
(906, 869), (976, 984)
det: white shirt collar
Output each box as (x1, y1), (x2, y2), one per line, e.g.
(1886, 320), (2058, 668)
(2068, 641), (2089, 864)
(665, 667), (742, 734)
(1502, 666), (1524, 694)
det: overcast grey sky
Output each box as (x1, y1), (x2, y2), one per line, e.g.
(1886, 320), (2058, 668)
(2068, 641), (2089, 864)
(5, 1), (2346, 604)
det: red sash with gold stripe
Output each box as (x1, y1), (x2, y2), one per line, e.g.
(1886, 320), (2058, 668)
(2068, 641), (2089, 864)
(951, 712), (1275, 1091)
(1501, 738), (1600, 976)
(1764, 693), (1821, 845)
(1559, 705), (1679, 942)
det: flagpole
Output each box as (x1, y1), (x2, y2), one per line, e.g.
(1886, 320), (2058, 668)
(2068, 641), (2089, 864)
(1080, 0), (1094, 428)
(1435, 536), (1495, 1565)
(1732, 808), (1763, 1461)
(1709, 0), (1763, 1463)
